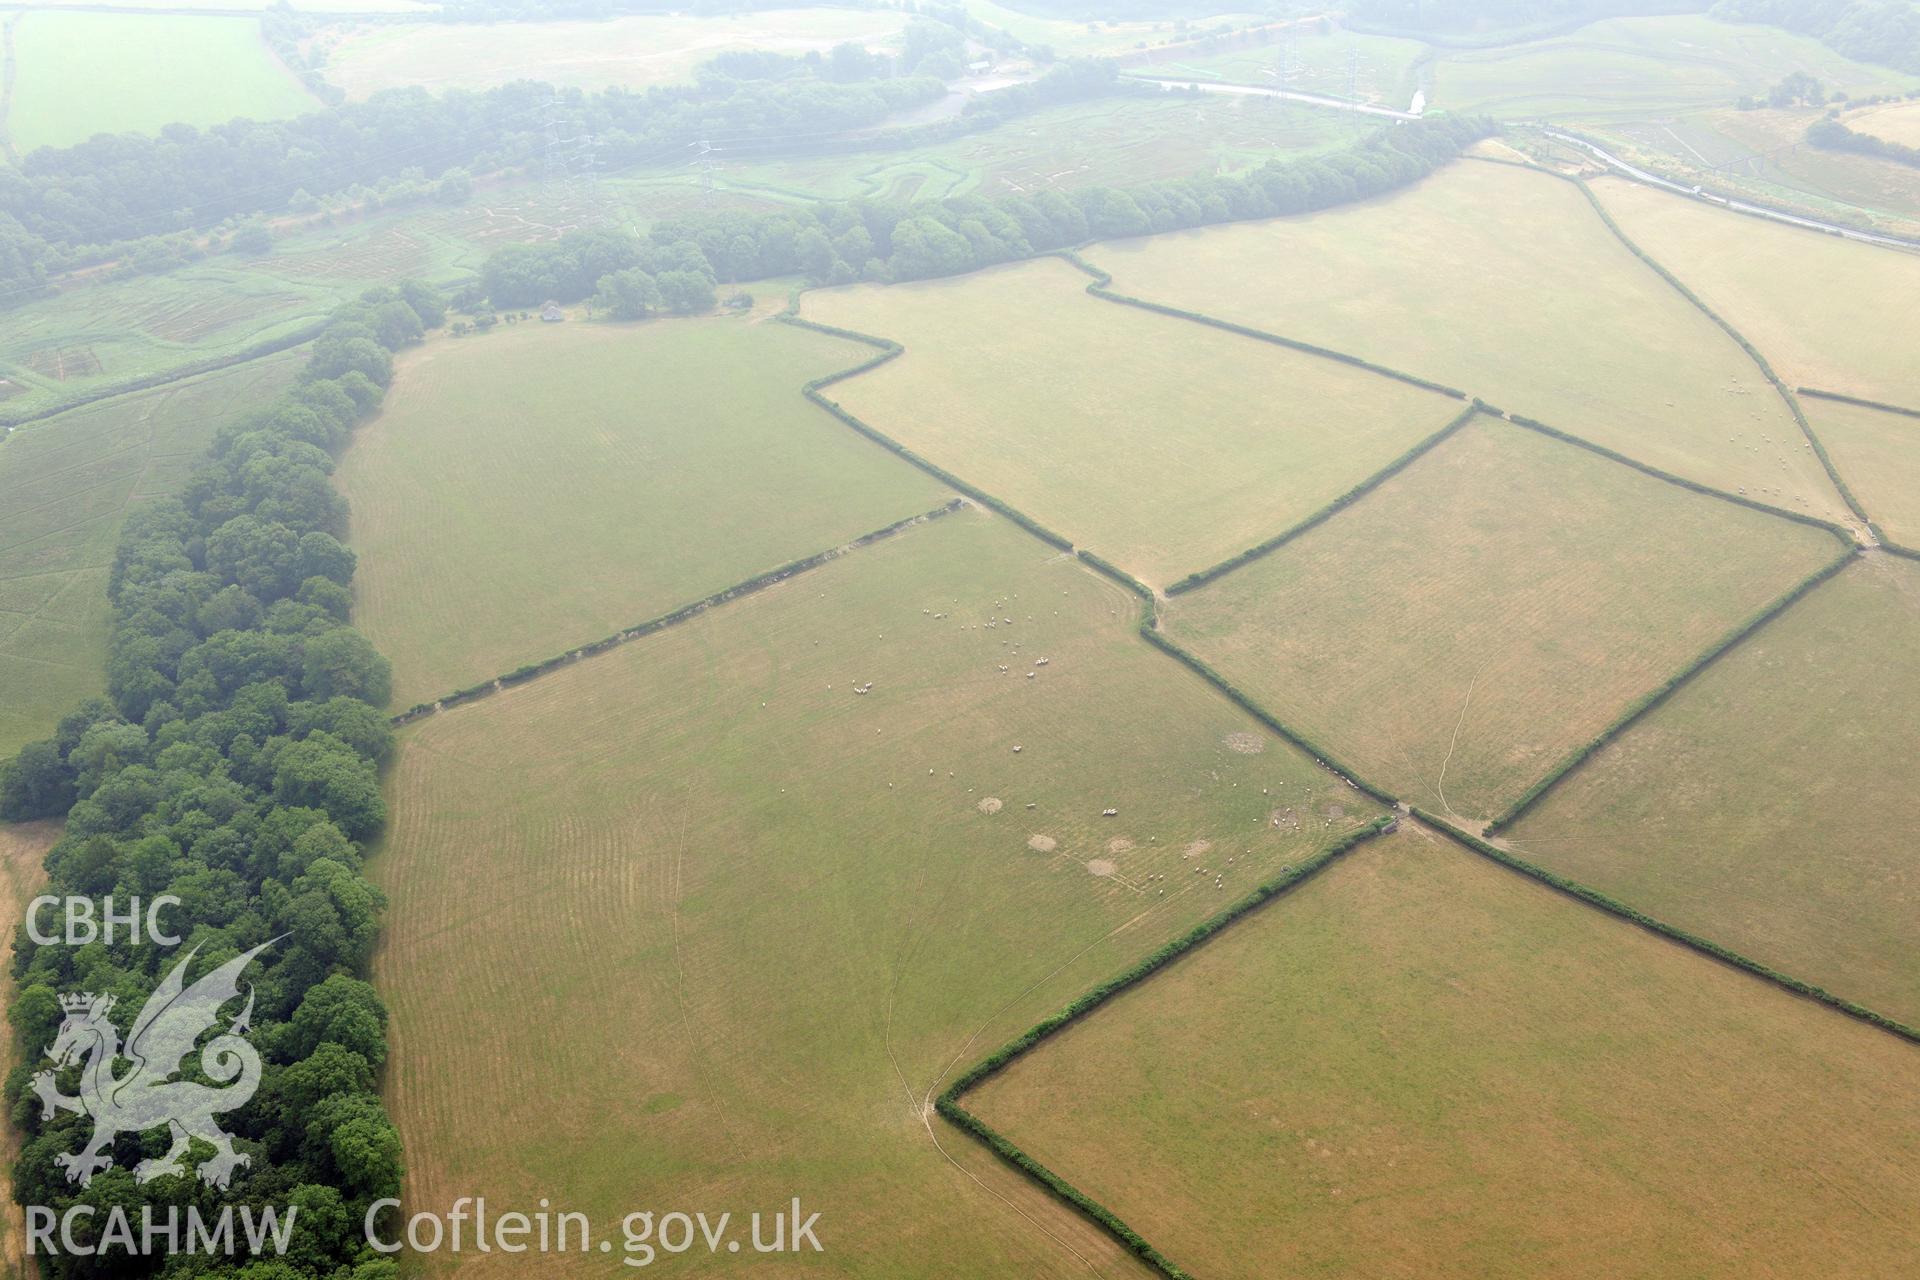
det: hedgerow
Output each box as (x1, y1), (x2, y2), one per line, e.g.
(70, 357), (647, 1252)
(391, 498), (967, 724)
(1416, 808), (1920, 1045)
(1166, 405), (1479, 594)
(937, 813), (1397, 1276)
(1485, 540), (1859, 832)
(1797, 386), (1920, 419)
(1054, 252), (1472, 400)
(781, 313), (1076, 550)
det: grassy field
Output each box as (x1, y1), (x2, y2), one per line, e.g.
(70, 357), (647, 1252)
(964, 824), (1920, 1278)
(7, 10), (316, 152)
(692, 90), (1360, 208)
(370, 507), (1383, 1276)
(1806, 398), (1920, 546)
(1429, 14), (1912, 119)
(322, 8), (911, 99)
(1159, 417), (1844, 823)
(0, 349), (304, 757)
(802, 256), (1465, 586)
(1089, 160), (1851, 521)
(1593, 175), (1920, 410)
(1851, 98), (1920, 147)
(335, 317), (949, 708)
(1124, 27), (1428, 107)
(1504, 554), (1920, 1025)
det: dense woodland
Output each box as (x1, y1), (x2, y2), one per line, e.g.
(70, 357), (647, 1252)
(480, 114), (1497, 308)
(0, 285), (441, 1279)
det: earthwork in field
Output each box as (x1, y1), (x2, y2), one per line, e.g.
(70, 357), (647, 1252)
(801, 255), (1467, 585)
(0, 349), (305, 755)
(335, 317), (948, 708)
(961, 824), (1920, 1278)
(1085, 159), (1851, 520)
(372, 508), (1382, 1276)
(1591, 175), (1920, 411)
(1157, 415), (1845, 825)
(1502, 554), (1920, 1026)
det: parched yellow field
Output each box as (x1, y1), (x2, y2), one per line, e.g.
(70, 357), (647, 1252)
(372, 509), (1382, 1276)
(1851, 99), (1920, 148)
(964, 825), (1920, 1279)
(1160, 417), (1845, 822)
(1505, 555), (1920, 1025)
(335, 318), (946, 709)
(1087, 160), (1849, 521)
(1806, 398), (1920, 547)
(1592, 176), (1920, 409)
(323, 8), (912, 99)
(803, 257), (1467, 585)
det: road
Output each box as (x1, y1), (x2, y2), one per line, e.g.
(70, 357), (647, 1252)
(1126, 75), (1421, 122)
(1543, 129), (1920, 251)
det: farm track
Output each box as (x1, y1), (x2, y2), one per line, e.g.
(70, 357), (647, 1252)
(760, 195), (1920, 1274)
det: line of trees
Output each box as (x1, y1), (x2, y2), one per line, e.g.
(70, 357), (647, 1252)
(1808, 114), (1920, 166)
(479, 113), (1497, 307)
(0, 284), (444, 1279)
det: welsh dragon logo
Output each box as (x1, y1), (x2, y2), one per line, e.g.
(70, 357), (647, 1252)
(32, 940), (273, 1190)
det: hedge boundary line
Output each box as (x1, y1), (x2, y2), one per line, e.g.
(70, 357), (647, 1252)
(1166, 404), (1480, 594)
(1484, 540), (1859, 833)
(1075, 548), (1156, 603)
(779, 311), (1077, 551)
(1798, 386), (1920, 419)
(1417, 808), (1920, 1046)
(1053, 250), (1472, 401)
(1502, 412), (1858, 538)
(1563, 176), (1882, 540)
(936, 813), (1399, 1279)
(390, 497), (967, 725)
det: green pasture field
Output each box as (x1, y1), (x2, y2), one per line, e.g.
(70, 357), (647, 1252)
(1159, 417), (1843, 824)
(370, 507), (1383, 1276)
(1427, 14), (1912, 119)
(6, 10), (317, 153)
(1852, 98), (1920, 147)
(964, 824), (1920, 1278)
(1124, 27), (1428, 106)
(802, 255), (1464, 586)
(334, 316), (948, 708)
(1089, 159), (1851, 522)
(1593, 175), (1920, 410)
(1505, 554), (1920, 1024)
(0, 267), (332, 418)
(1806, 398), (1920, 546)
(320, 8), (912, 100)
(0, 348), (304, 756)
